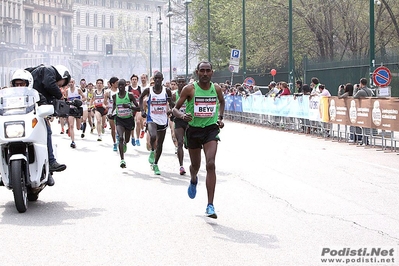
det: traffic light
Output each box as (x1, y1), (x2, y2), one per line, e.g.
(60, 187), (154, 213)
(105, 44), (113, 55)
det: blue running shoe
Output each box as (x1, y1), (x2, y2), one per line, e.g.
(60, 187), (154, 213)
(131, 138), (136, 146)
(136, 139), (140, 146)
(113, 143), (117, 151)
(187, 176), (198, 199)
(206, 204), (217, 219)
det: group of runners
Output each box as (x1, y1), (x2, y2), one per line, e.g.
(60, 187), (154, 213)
(55, 61), (225, 218)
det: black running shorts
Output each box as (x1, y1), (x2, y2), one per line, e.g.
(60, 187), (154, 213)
(185, 124), (220, 149)
(115, 116), (134, 130)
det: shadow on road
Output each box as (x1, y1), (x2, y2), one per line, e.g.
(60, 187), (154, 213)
(0, 201), (105, 226)
(207, 222), (279, 249)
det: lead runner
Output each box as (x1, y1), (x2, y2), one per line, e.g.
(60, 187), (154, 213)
(172, 61), (225, 219)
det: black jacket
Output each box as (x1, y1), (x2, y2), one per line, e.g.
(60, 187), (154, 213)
(31, 65), (63, 102)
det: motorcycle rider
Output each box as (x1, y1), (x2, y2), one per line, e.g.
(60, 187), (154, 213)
(27, 65), (71, 186)
(11, 69), (34, 88)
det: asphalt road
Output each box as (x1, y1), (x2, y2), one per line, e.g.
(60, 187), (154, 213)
(0, 119), (398, 266)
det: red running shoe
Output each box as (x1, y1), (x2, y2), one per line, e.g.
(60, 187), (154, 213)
(180, 166), (186, 175)
(140, 130), (145, 139)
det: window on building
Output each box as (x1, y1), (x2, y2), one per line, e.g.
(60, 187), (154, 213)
(86, 35), (90, 50)
(110, 0), (114, 8)
(110, 15), (114, 28)
(77, 34), (80, 50)
(102, 0), (105, 7)
(135, 18), (139, 31)
(127, 2), (132, 9)
(76, 11), (80, 26)
(136, 3), (140, 10)
(118, 1), (122, 8)
(102, 14), (105, 27)
(136, 37), (140, 49)
(144, 5), (149, 11)
(102, 38), (106, 52)
(94, 35), (98, 51)
(54, 16), (57, 25)
(93, 0), (97, 6)
(86, 12), (89, 26)
(94, 13), (97, 27)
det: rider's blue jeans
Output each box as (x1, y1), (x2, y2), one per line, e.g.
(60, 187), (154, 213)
(46, 121), (56, 164)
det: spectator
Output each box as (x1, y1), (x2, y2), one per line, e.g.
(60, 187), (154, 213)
(338, 83), (354, 98)
(318, 84), (331, 96)
(337, 84), (345, 96)
(353, 78), (373, 145)
(354, 78), (373, 98)
(302, 84), (311, 95)
(296, 80), (303, 93)
(252, 86), (262, 95)
(266, 81), (279, 97)
(353, 83), (360, 95)
(310, 77), (320, 95)
(277, 82), (291, 97)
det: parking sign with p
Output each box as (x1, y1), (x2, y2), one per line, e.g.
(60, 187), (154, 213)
(230, 49), (241, 65)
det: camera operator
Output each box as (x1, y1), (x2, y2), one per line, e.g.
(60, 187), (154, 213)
(29, 65), (71, 186)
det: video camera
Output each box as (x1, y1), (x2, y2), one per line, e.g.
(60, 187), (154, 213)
(52, 99), (83, 118)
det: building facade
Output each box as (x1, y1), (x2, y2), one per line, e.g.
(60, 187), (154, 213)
(0, 0), (186, 87)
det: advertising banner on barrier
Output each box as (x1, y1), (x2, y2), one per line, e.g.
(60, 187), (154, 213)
(226, 95), (399, 130)
(328, 97), (372, 128)
(327, 97), (399, 131)
(370, 98), (399, 131)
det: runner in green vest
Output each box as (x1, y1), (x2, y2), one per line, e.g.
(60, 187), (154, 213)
(111, 79), (140, 168)
(172, 61), (225, 219)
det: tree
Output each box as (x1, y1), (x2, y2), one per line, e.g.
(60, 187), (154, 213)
(188, 0), (399, 74)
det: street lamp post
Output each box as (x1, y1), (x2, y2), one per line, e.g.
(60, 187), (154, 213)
(158, 6), (163, 75)
(185, 0), (192, 82)
(288, 0), (294, 91)
(166, 1), (173, 81)
(242, 0), (246, 81)
(370, 0), (381, 85)
(148, 17), (153, 77)
(207, 0), (211, 62)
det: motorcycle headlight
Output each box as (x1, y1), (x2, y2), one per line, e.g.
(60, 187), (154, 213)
(5, 121), (25, 138)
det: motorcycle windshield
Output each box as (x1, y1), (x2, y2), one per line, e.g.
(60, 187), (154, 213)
(0, 87), (39, 116)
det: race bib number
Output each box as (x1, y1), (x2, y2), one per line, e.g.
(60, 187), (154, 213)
(193, 96), (217, 117)
(94, 98), (103, 107)
(150, 99), (167, 115)
(117, 104), (131, 117)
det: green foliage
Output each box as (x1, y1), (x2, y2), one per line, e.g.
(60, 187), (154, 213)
(189, 0), (399, 74)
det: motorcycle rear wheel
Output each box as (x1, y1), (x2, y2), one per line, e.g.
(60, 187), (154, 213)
(11, 160), (28, 213)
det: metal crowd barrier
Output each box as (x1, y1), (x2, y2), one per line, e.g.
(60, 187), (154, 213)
(225, 110), (398, 153)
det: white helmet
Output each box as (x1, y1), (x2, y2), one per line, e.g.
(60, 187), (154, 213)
(11, 69), (34, 89)
(54, 65), (71, 86)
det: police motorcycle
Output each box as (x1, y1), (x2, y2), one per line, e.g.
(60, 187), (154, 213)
(0, 83), (56, 212)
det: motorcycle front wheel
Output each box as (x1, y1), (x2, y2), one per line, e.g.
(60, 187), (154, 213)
(11, 160), (28, 213)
